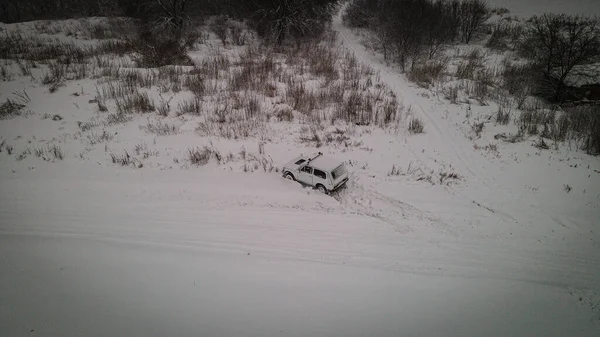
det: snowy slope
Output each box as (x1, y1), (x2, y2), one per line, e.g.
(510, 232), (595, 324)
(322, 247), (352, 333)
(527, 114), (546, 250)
(1, 5), (600, 337)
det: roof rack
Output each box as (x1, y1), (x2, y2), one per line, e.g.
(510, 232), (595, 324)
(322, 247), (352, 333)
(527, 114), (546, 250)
(307, 152), (323, 163)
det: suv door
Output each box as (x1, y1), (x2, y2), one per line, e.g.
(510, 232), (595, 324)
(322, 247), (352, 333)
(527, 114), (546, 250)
(312, 168), (329, 188)
(298, 165), (313, 185)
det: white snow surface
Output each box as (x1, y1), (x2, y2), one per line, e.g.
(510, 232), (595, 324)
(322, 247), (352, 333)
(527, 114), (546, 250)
(1, 6), (600, 337)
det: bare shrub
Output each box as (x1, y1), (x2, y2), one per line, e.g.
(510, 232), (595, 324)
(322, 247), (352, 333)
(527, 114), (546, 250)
(0, 99), (26, 119)
(87, 130), (114, 145)
(534, 137), (550, 150)
(495, 105), (511, 125)
(130, 23), (192, 67)
(501, 61), (539, 109)
(408, 117), (425, 134)
(96, 40), (134, 56)
(274, 104), (294, 122)
(134, 143), (159, 159)
(178, 96), (203, 116)
(245, 95), (261, 118)
(140, 120), (179, 136)
(388, 165), (402, 176)
(486, 21), (523, 51)
(157, 98), (171, 117)
(456, 53), (483, 80)
(0, 63), (13, 81)
(105, 112), (131, 126)
(184, 74), (205, 96)
(439, 171), (460, 184)
(188, 146), (215, 166)
(379, 97), (400, 126)
(459, 0), (491, 43)
(77, 120), (99, 132)
(41, 62), (66, 93)
(444, 85), (460, 104)
(110, 151), (142, 167)
(33, 144), (64, 161)
(115, 91), (156, 114)
(334, 90), (371, 126)
(196, 119), (266, 139)
(563, 105), (600, 155)
(471, 121), (484, 138)
(16, 147), (31, 161)
(249, 0), (339, 44)
(408, 59), (448, 88)
(306, 44), (339, 81)
(287, 80), (318, 113)
(299, 126), (323, 148)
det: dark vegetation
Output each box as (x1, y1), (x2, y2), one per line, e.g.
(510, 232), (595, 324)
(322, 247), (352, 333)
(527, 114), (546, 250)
(343, 0), (491, 70)
(344, 0), (600, 154)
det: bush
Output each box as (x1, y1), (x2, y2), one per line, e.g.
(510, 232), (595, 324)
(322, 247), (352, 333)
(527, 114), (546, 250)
(408, 59), (448, 88)
(140, 120), (179, 136)
(409, 117), (425, 134)
(564, 105), (600, 155)
(501, 61), (540, 108)
(0, 99), (26, 119)
(130, 22), (193, 68)
(188, 146), (214, 165)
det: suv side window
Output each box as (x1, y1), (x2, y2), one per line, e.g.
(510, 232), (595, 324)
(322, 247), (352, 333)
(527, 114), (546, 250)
(301, 166), (312, 174)
(313, 169), (326, 180)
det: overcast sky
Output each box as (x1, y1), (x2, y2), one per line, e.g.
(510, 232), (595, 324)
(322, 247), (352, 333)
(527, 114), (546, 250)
(486, 0), (600, 17)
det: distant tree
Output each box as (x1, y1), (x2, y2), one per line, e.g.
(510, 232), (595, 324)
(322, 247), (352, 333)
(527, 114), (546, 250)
(521, 13), (600, 102)
(459, 0), (491, 43)
(423, 0), (458, 58)
(149, 0), (188, 32)
(250, 0), (340, 44)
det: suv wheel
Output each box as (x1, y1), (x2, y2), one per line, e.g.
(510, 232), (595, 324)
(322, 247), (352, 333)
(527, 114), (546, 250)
(316, 184), (327, 194)
(284, 172), (295, 181)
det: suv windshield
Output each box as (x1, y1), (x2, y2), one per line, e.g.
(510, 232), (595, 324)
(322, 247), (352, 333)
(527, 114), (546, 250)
(331, 164), (346, 180)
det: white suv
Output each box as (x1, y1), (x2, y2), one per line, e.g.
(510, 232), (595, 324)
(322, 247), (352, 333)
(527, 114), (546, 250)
(282, 152), (349, 194)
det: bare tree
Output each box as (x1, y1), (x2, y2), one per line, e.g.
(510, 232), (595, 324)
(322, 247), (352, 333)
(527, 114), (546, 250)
(459, 0), (491, 44)
(250, 0), (339, 44)
(521, 13), (600, 102)
(423, 0), (457, 59)
(152, 0), (187, 32)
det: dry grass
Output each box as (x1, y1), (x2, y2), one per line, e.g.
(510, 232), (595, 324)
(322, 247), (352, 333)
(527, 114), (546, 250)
(0, 99), (26, 119)
(408, 59), (448, 88)
(140, 120), (179, 136)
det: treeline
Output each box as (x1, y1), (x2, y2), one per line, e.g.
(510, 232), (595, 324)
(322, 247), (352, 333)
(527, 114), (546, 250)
(0, 0), (340, 43)
(343, 0), (490, 70)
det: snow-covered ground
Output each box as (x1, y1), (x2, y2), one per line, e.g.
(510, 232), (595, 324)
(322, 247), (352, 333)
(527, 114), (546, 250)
(1, 4), (600, 337)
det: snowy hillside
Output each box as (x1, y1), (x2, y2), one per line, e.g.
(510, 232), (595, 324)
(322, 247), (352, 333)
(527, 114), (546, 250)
(1, 4), (599, 337)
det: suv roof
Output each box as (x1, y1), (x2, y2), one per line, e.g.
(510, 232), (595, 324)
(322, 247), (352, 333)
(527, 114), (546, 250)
(308, 155), (343, 172)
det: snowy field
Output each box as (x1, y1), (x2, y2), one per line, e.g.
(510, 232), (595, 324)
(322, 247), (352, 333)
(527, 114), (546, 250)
(1, 3), (600, 337)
